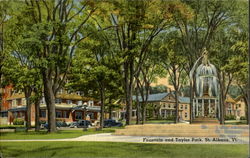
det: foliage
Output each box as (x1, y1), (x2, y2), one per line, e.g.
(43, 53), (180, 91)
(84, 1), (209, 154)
(240, 116), (246, 120)
(225, 115), (236, 120)
(13, 118), (24, 125)
(150, 85), (169, 94)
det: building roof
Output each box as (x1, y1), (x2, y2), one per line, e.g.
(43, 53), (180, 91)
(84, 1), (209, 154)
(133, 92), (168, 102)
(8, 107), (27, 112)
(56, 93), (92, 101)
(133, 93), (190, 103)
(6, 92), (95, 101)
(234, 95), (244, 102)
(179, 97), (190, 103)
(7, 93), (25, 100)
(225, 96), (236, 103)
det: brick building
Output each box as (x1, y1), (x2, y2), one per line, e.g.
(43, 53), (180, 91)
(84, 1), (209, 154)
(0, 86), (101, 125)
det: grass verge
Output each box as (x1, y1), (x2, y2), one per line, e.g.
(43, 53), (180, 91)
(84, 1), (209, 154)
(0, 128), (118, 140)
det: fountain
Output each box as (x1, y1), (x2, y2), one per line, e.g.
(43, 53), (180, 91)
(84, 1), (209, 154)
(190, 48), (220, 120)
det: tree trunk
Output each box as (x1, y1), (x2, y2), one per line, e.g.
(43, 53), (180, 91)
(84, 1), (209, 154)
(175, 91), (179, 123)
(125, 61), (133, 125)
(242, 96), (249, 124)
(108, 106), (112, 119)
(189, 81), (193, 124)
(24, 87), (32, 129)
(99, 85), (105, 130)
(219, 72), (225, 125)
(34, 97), (40, 132)
(128, 60), (134, 125)
(135, 86), (140, 124)
(124, 63), (130, 125)
(141, 105), (146, 124)
(43, 72), (57, 132)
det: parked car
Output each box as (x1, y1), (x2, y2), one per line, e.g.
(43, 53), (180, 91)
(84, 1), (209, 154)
(69, 120), (92, 128)
(41, 122), (61, 129)
(69, 122), (78, 128)
(103, 119), (123, 128)
(77, 120), (92, 128)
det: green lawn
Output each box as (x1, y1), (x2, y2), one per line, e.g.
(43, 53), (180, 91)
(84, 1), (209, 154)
(0, 142), (248, 158)
(225, 120), (247, 125)
(0, 128), (118, 140)
(0, 125), (25, 128)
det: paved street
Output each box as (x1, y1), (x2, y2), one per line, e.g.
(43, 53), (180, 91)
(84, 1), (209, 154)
(1, 133), (249, 144)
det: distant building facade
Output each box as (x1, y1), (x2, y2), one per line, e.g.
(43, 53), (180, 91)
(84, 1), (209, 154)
(137, 93), (190, 121)
(225, 95), (247, 119)
(0, 86), (101, 125)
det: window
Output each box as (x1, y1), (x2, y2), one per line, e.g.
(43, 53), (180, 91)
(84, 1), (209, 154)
(185, 112), (188, 118)
(58, 89), (63, 94)
(63, 111), (69, 118)
(17, 99), (22, 106)
(161, 110), (165, 117)
(12, 100), (16, 107)
(56, 111), (62, 118)
(87, 112), (94, 119)
(75, 112), (82, 120)
(168, 105), (171, 108)
(185, 105), (188, 110)
(166, 110), (171, 116)
(172, 111), (176, 116)
(77, 101), (82, 106)
(0, 112), (8, 117)
(55, 98), (62, 104)
(88, 101), (93, 106)
(13, 112), (18, 118)
(132, 111), (136, 117)
(180, 105), (183, 109)
(66, 100), (72, 104)
(40, 110), (46, 118)
(40, 97), (45, 104)
(22, 98), (26, 105)
(238, 104), (241, 108)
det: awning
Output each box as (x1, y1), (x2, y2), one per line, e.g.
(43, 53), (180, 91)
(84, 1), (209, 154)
(72, 106), (100, 112)
(8, 107), (27, 112)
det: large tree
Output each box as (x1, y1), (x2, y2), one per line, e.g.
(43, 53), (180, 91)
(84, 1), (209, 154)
(110, 0), (191, 125)
(156, 32), (188, 123)
(5, 0), (105, 132)
(67, 30), (122, 129)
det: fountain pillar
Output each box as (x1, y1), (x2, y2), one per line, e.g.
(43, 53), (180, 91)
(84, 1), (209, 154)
(202, 99), (204, 116)
(208, 99), (211, 113)
(196, 99), (198, 116)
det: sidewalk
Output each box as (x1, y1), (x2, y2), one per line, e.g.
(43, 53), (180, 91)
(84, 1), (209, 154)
(0, 133), (249, 144)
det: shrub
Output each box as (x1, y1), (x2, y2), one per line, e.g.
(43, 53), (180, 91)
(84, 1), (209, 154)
(240, 116), (246, 120)
(166, 115), (176, 121)
(39, 120), (46, 125)
(13, 118), (24, 125)
(225, 115), (236, 120)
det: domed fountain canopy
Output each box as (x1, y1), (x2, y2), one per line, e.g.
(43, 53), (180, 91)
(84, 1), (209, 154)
(195, 48), (218, 97)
